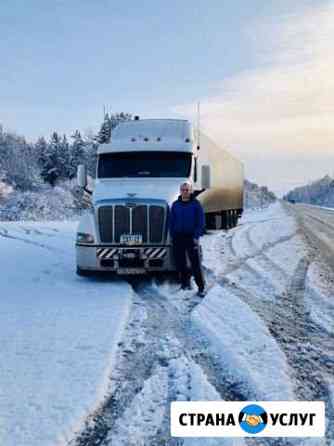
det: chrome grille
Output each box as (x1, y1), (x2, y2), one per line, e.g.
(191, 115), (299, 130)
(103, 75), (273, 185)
(98, 203), (166, 244)
(98, 206), (113, 243)
(149, 205), (164, 243)
(132, 205), (148, 242)
(114, 205), (130, 242)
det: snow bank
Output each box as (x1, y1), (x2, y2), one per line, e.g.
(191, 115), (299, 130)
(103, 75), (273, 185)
(305, 261), (334, 335)
(192, 284), (294, 400)
(170, 356), (246, 446)
(108, 366), (169, 445)
(0, 181), (84, 221)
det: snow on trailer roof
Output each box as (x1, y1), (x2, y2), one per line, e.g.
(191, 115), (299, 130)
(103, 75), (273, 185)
(98, 119), (193, 154)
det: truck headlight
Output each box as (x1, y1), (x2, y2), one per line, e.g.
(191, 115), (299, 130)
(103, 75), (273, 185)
(77, 232), (95, 243)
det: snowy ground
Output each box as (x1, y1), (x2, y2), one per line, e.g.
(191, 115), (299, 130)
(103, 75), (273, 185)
(0, 222), (132, 446)
(0, 202), (333, 446)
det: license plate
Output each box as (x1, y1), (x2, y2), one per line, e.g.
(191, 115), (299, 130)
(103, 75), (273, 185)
(117, 268), (146, 275)
(120, 234), (143, 245)
(122, 251), (137, 259)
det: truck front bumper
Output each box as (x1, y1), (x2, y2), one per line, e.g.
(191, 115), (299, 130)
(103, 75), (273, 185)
(76, 244), (176, 274)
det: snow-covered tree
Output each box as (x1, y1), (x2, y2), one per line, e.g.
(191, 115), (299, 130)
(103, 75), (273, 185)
(96, 112), (132, 143)
(0, 127), (40, 190)
(97, 113), (112, 143)
(83, 131), (99, 178)
(69, 130), (85, 179)
(39, 132), (62, 186)
(284, 175), (334, 207)
(109, 112), (132, 131)
(58, 134), (71, 179)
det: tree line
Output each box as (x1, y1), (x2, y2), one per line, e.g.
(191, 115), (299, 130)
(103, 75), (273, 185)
(0, 112), (132, 191)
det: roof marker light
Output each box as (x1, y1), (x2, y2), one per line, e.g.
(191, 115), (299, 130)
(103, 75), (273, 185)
(144, 137), (149, 142)
(157, 137), (161, 141)
(131, 137), (136, 142)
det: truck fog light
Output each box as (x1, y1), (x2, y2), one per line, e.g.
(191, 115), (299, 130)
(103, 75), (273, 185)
(77, 232), (95, 243)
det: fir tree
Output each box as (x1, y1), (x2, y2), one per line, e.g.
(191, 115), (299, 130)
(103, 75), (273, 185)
(109, 112), (132, 130)
(58, 134), (70, 179)
(69, 130), (85, 178)
(97, 113), (112, 143)
(96, 112), (132, 144)
(39, 132), (61, 186)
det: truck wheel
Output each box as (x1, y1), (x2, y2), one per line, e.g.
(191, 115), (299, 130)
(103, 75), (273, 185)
(76, 266), (93, 277)
(230, 210), (236, 228)
(205, 213), (216, 230)
(226, 211), (232, 229)
(222, 211), (228, 229)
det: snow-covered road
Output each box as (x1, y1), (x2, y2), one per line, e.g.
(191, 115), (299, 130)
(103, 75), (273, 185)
(0, 203), (333, 446)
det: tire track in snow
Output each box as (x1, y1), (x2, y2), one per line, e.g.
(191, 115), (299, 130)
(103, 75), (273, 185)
(0, 225), (65, 252)
(269, 257), (334, 445)
(69, 203), (333, 445)
(69, 277), (251, 446)
(221, 209), (334, 444)
(223, 223), (297, 279)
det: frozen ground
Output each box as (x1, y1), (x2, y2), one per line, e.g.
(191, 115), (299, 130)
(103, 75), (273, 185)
(0, 202), (333, 446)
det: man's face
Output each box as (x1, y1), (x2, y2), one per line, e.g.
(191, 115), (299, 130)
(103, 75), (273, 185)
(180, 184), (192, 200)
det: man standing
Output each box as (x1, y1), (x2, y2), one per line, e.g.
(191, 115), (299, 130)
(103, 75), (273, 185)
(169, 181), (206, 297)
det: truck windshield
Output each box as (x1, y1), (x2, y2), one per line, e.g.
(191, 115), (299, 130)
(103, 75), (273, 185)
(98, 151), (192, 178)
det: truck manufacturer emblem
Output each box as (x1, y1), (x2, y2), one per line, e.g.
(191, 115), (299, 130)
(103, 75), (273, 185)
(127, 193), (137, 197)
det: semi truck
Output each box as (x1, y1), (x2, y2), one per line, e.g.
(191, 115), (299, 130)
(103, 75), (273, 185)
(76, 118), (244, 276)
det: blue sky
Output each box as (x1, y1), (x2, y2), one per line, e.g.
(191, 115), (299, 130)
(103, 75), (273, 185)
(0, 0), (332, 194)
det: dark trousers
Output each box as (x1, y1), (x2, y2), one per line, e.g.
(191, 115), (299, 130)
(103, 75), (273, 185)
(172, 234), (205, 290)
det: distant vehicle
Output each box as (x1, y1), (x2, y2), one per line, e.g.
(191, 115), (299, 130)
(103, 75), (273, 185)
(76, 118), (244, 276)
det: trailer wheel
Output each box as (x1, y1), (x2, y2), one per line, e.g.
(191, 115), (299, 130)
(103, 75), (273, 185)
(232, 210), (238, 227)
(221, 211), (228, 229)
(230, 210), (237, 228)
(205, 213), (216, 230)
(227, 211), (231, 229)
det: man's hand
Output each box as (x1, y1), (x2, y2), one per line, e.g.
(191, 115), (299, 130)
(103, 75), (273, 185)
(193, 238), (199, 245)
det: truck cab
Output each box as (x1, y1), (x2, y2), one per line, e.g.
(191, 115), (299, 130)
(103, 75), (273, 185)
(76, 119), (200, 276)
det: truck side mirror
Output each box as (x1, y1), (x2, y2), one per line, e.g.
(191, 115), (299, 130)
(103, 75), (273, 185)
(77, 164), (87, 188)
(201, 165), (211, 189)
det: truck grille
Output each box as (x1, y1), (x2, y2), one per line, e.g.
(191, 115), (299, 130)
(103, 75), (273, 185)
(114, 205), (130, 242)
(98, 203), (166, 244)
(132, 205), (148, 243)
(149, 205), (164, 243)
(98, 206), (113, 242)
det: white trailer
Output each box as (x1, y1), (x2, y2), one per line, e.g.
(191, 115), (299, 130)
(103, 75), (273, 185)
(76, 118), (244, 275)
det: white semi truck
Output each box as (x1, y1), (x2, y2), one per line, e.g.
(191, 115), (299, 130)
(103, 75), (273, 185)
(76, 118), (244, 276)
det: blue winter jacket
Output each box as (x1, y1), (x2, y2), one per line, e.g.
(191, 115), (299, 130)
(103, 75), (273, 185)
(168, 195), (205, 240)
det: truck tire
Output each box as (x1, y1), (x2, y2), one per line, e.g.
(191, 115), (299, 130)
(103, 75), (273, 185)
(233, 210), (239, 227)
(222, 211), (228, 229)
(76, 266), (93, 277)
(205, 213), (216, 230)
(230, 210), (237, 227)
(227, 211), (232, 229)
